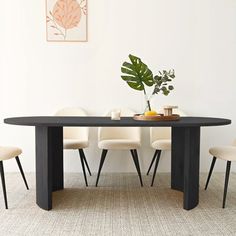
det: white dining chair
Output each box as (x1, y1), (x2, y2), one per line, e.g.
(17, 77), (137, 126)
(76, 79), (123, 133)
(205, 139), (236, 208)
(55, 107), (91, 186)
(0, 146), (29, 209)
(147, 109), (186, 186)
(95, 108), (143, 187)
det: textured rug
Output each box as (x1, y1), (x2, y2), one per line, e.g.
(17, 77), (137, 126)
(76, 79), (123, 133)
(0, 173), (235, 236)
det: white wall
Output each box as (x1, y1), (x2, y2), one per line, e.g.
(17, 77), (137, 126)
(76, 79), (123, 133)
(0, 0), (236, 173)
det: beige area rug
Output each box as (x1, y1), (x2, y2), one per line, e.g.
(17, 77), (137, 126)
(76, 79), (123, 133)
(0, 173), (235, 236)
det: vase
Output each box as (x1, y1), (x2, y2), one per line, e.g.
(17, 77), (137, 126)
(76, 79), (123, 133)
(143, 95), (152, 114)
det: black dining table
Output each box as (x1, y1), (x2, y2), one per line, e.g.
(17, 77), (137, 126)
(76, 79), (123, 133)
(4, 116), (231, 211)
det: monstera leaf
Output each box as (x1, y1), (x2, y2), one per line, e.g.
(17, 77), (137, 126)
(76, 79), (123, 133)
(121, 54), (154, 91)
(53, 0), (81, 30)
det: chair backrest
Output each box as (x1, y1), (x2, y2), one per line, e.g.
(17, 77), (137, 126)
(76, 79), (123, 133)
(150, 109), (187, 144)
(98, 108), (141, 141)
(55, 107), (89, 141)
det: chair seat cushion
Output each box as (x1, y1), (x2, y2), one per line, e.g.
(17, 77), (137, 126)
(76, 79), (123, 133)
(151, 139), (171, 150)
(64, 139), (89, 149)
(98, 139), (141, 150)
(209, 146), (236, 161)
(0, 146), (22, 161)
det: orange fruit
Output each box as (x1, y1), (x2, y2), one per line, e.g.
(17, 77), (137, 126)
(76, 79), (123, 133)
(144, 110), (158, 116)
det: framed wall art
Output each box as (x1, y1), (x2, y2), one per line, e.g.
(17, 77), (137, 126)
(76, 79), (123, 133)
(46, 0), (87, 42)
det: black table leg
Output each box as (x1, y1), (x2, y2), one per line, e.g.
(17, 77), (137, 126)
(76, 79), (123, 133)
(51, 128), (64, 192)
(35, 126), (63, 210)
(171, 127), (185, 192)
(171, 127), (200, 210)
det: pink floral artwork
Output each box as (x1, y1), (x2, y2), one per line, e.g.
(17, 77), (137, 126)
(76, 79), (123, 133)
(46, 0), (87, 42)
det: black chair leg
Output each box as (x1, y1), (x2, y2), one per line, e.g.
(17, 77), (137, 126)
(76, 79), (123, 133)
(223, 161), (231, 208)
(15, 156), (29, 190)
(205, 156), (217, 190)
(78, 149), (88, 186)
(79, 149), (92, 176)
(0, 161), (8, 209)
(147, 150), (158, 176)
(96, 149), (108, 187)
(151, 150), (161, 187)
(130, 149), (143, 187)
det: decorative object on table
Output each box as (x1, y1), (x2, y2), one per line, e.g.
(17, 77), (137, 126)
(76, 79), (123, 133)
(46, 0), (88, 42)
(133, 105), (180, 122)
(163, 105), (178, 116)
(121, 54), (175, 113)
(133, 113), (180, 121)
(111, 110), (121, 120)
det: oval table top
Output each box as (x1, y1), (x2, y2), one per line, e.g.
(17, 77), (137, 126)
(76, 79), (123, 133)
(4, 116), (231, 127)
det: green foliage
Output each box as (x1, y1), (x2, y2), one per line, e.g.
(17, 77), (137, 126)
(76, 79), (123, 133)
(121, 54), (154, 91)
(121, 54), (175, 111)
(153, 69), (175, 96)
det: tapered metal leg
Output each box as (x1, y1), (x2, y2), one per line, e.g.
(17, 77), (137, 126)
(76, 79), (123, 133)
(96, 149), (108, 187)
(78, 149), (88, 186)
(80, 149), (91, 176)
(15, 156), (29, 190)
(0, 161), (8, 209)
(147, 150), (158, 175)
(223, 161), (231, 208)
(151, 150), (161, 187)
(205, 156), (216, 190)
(130, 149), (143, 187)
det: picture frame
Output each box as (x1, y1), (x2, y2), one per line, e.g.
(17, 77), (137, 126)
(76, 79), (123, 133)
(46, 0), (88, 42)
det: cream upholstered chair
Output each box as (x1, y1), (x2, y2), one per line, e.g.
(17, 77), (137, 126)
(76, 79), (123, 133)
(95, 108), (143, 187)
(55, 107), (91, 186)
(0, 146), (29, 209)
(205, 140), (236, 208)
(147, 109), (186, 186)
